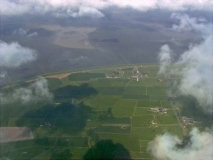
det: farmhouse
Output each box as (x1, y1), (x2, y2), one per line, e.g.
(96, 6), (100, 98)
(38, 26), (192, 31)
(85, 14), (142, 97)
(150, 107), (167, 114)
(182, 116), (201, 125)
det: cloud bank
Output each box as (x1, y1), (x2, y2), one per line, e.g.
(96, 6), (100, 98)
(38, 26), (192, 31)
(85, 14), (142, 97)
(0, 40), (37, 68)
(53, 6), (104, 18)
(147, 128), (213, 160)
(1, 0), (104, 18)
(158, 14), (212, 113)
(0, 77), (53, 104)
(1, 0), (212, 17)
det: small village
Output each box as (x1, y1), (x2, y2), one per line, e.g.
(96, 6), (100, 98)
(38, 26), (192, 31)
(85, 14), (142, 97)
(106, 66), (151, 81)
(182, 116), (201, 125)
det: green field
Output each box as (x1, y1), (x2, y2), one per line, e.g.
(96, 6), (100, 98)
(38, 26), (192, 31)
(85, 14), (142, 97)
(147, 86), (167, 95)
(124, 86), (147, 95)
(133, 108), (155, 116)
(0, 64), (185, 160)
(132, 115), (154, 127)
(97, 87), (125, 95)
(68, 73), (105, 81)
(83, 95), (120, 111)
(47, 78), (62, 91)
(127, 78), (157, 87)
(137, 100), (161, 107)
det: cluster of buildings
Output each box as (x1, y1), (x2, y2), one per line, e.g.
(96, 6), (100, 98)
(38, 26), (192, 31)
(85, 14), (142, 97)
(106, 67), (148, 80)
(132, 68), (148, 81)
(106, 66), (165, 82)
(150, 107), (167, 114)
(182, 116), (201, 125)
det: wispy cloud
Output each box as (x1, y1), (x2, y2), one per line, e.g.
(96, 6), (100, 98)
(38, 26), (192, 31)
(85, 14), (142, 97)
(13, 28), (38, 37)
(53, 6), (104, 18)
(157, 14), (212, 113)
(152, 14), (213, 160)
(0, 40), (37, 68)
(158, 44), (172, 75)
(0, 77), (53, 104)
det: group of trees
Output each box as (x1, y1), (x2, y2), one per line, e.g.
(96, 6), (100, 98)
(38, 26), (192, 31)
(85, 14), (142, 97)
(17, 102), (92, 132)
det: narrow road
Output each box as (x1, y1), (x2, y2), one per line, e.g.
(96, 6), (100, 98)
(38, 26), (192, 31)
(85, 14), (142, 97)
(170, 102), (186, 135)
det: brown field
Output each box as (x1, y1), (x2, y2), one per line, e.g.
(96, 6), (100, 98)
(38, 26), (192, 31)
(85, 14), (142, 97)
(45, 73), (71, 79)
(0, 127), (34, 143)
(38, 25), (96, 49)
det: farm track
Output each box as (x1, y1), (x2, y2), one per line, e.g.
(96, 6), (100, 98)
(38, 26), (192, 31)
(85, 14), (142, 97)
(171, 102), (186, 135)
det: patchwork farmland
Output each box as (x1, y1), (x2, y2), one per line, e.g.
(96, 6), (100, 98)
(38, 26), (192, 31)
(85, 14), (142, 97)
(0, 64), (195, 160)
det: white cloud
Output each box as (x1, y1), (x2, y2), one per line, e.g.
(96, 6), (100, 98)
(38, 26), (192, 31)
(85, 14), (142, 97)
(13, 28), (38, 37)
(0, 40), (37, 68)
(150, 13), (212, 160)
(69, 55), (89, 64)
(177, 35), (213, 112)
(1, 0), (31, 16)
(171, 13), (211, 35)
(27, 32), (38, 37)
(147, 128), (213, 160)
(0, 77), (53, 104)
(0, 71), (7, 84)
(1, 0), (105, 18)
(13, 28), (28, 36)
(53, 6), (104, 18)
(73, 6), (104, 18)
(158, 44), (172, 75)
(1, 0), (212, 17)
(31, 0), (213, 12)
(157, 14), (213, 113)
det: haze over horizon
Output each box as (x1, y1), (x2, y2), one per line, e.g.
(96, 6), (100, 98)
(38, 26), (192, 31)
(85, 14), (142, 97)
(1, 0), (212, 82)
